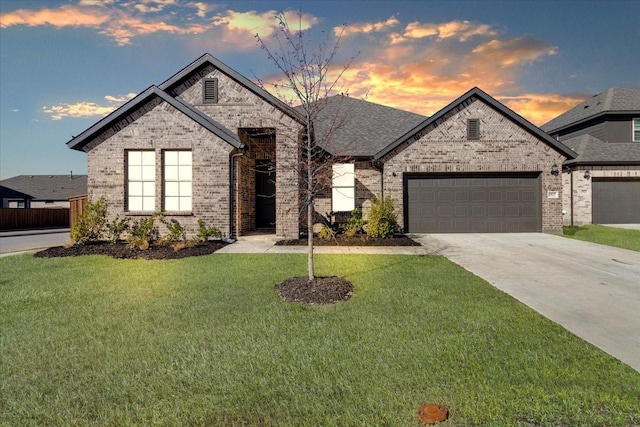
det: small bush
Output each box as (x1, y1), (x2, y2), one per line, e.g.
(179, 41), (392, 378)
(341, 208), (365, 237)
(318, 225), (336, 240)
(127, 214), (160, 250)
(196, 219), (221, 243)
(160, 216), (186, 245)
(72, 196), (108, 245)
(106, 215), (130, 244)
(365, 196), (398, 238)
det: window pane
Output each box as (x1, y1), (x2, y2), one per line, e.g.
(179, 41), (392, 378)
(141, 151), (155, 165)
(129, 181), (142, 196)
(165, 151), (178, 165)
(143, 181), (155, 196)
(180, 197), (192, 211)
(142, 196), (155, 211)
(179, 181), (192, 196)
(142, 165), (155, 180)
(179, 151), (192, 165)
(179, 165), (192, 180)
(165, 181), (179, 197)
(128, 197), (142, 211)
(129, 165), (142, 181)
(128, 151), (141, 164)
(165, 197), (179, 211)
(165, 165), (178, 181)
(332, 163), (355, 187)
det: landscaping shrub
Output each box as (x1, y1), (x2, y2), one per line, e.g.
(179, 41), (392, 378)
(365, 196), (398, 238)
(160, 216), (186, 245)
(196, 219), (221, 243)
(72, 196), (108, 245)
(318, 225), (336, 240)
(106, 215), (130, 244)
(341, 208), (365, 237)
(127, 214), (160, 250)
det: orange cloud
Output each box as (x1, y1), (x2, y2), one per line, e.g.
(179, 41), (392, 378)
(132, 0), (177, 14)
(0, 5), (109, 28)
(213, 9), (317, 36)
(472, 37), (557, 67)
(498, 93), (587, 126)
(101, 11), (209, 45)
(43, 93), (137, 120)
(338, 16), (399, 37)
(401, 19), (497, 42)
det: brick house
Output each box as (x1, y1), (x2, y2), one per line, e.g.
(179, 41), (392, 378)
(68, 54), (574, 237)
(542, 88), (640, 225)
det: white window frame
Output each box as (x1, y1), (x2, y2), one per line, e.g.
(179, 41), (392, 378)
(127, 150), (156, 212)
(163, 150), (192, 212)
(332, 163), (355, 212)
(633, 118), (640, 142)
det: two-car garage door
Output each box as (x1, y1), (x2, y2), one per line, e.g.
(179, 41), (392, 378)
(405, 174), (542, 233)
(592, 179), (640, 224)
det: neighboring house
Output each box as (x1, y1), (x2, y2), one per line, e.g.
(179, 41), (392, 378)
(0, 175), (87, 208)
(542, 88), (640, 225)
(67, 53), (574, 238)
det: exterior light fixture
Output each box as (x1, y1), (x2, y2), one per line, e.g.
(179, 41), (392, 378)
(584, 170), (591, 180)
(551, 164), (559, 176)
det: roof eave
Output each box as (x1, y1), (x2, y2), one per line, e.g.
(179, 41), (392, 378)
(545, 110), (640, 135)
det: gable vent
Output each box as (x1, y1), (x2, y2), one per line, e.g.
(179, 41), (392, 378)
(467, 118), (480, 140)
(203, 78), (218, 104)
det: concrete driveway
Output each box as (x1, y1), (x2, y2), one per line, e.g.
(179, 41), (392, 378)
(411, 233), (640, 372)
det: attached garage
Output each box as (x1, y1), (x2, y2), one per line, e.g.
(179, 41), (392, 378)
(592, 179), (640, 224)
(405, 174), (542, 233)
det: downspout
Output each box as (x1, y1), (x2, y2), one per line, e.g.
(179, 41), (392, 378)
(569, 168), (574, 226)
(229, 151), (244, 241)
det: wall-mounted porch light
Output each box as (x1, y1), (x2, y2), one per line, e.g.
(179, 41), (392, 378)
(551, 164), (559, 176)
(584, 170), (591, 180)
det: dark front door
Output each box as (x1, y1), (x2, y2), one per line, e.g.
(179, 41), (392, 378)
(255, 160), (276, 228)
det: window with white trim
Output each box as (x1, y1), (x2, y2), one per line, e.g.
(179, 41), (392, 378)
(127, 151), (156, 211)
(164, 150), (192, 212)
(633, 119), (640, 142)
(332, 163), (355, 212)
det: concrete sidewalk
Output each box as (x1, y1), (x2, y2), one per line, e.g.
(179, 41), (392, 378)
(0, 228), (71, 255)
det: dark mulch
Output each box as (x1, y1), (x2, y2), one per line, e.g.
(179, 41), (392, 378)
(275, 276), (354, 305)
(276, 234), (420, 246)
(34, 241), (227, 260)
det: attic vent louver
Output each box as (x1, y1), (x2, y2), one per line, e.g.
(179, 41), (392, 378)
(203, 78), (218, 104)
(467, 118), (480, 140)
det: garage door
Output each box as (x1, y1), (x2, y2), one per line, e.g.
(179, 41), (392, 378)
(406, 174), (541, 233)
(592, 179), (640, 224)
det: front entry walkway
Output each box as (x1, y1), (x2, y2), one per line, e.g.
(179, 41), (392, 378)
(410, 233), (640, 372)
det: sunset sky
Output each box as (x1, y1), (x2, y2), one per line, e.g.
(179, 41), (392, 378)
(1, 0), (638, 179)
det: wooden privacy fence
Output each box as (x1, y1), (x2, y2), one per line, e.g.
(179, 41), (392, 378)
(69, 195), (88, 234)
(0, 208), (70, 230)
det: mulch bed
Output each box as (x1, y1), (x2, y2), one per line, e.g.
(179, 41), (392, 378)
(276, 234), (420, 246)
(276, 276), (354, 305)
(34, 241), (227, 260)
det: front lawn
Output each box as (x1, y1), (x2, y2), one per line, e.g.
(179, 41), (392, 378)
(563, 224), (640, 252)
(1, 253), (638, 426)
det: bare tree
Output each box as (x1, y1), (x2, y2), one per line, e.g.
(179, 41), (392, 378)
(256, 12), (355, 281)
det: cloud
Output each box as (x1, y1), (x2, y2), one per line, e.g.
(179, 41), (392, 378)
(213, 9), (317, 36)
(100, 11), (209, 45)
(43, 93), (136, 120)
(498, 93), (587, 126)
(472, 37), (557, 67)
(188, 1), (211, 18)
(401, 20), (497, 42)
(338, 16), (399, 37)
(0, 5), (110, 28)
(132, 0), (177, 14)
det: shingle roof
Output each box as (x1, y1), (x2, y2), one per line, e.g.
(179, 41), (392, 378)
(299, 95), (427, 157)
(542, 88), (640, 133)
(561, 134), (640, 166)
(0, 175), (88, 201)
(374, 87), (576, 160)
(67, 86), (242, 152)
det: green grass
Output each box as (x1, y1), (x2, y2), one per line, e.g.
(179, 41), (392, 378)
(1, 253), (639, 426)
(563, 224), (640, 252)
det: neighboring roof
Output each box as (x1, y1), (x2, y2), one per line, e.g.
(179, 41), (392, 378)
(299, 95), (427, 157)
(159, 53), (304, 124)
(374, 87), (576, 160)
(68, 86), (242, 152)
(0, 175), (88, 201)
(0, 185), (33, 200)
(561, 134), (640, 166)
(542, 88), (640, 134)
